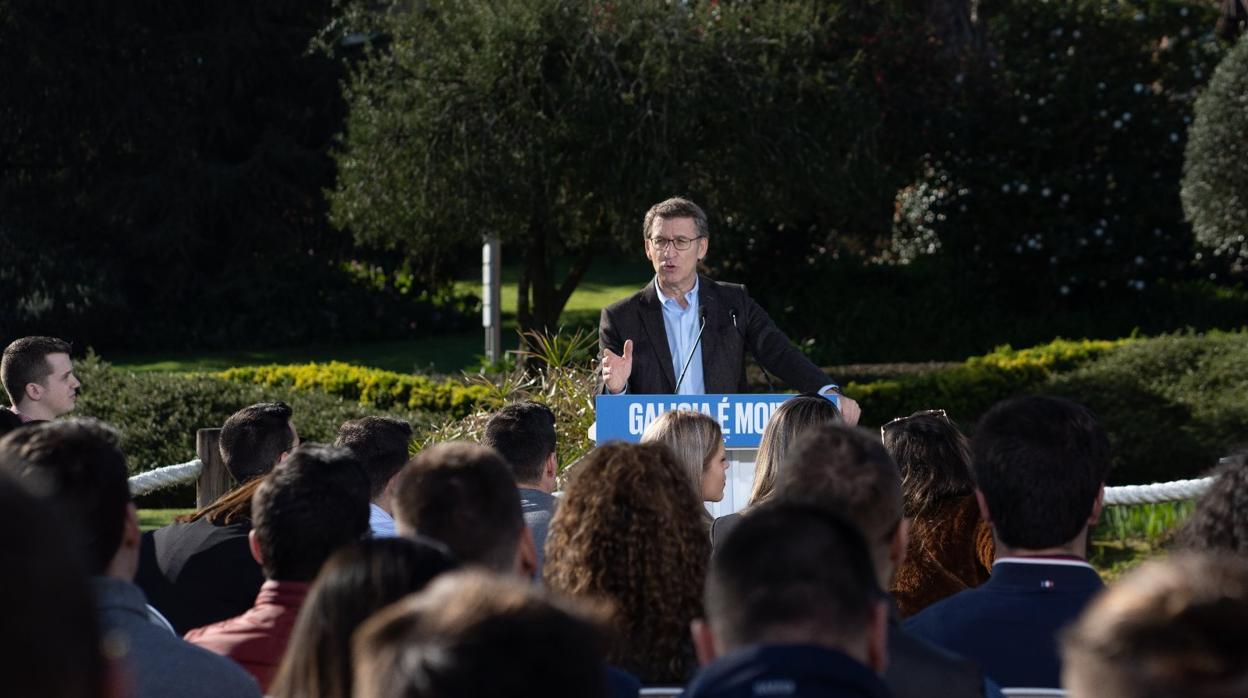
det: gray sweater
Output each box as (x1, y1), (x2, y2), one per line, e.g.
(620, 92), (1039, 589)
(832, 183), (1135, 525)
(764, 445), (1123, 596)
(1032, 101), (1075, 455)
(92, 576), (261, 698)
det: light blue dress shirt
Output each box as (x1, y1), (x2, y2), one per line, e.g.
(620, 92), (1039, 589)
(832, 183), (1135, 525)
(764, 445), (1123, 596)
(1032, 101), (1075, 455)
(658, 277), (706, 395)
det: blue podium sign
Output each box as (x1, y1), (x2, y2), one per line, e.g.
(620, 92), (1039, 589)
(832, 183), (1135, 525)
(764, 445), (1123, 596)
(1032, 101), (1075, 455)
(594, 394), (800, 448)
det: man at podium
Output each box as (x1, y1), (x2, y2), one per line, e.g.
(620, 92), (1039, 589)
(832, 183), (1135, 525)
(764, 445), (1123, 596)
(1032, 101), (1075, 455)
(598, 197), (860, 425)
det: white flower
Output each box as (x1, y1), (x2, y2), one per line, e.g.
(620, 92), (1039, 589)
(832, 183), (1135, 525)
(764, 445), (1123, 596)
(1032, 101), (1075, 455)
(1113, 120), (1123, 129)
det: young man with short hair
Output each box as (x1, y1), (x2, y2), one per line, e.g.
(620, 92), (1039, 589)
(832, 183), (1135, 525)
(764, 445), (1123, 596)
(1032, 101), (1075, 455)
(184, 444), (370, 692)
(482, 401), (558, 575)
(905, 395), (1111, 690)
(686, 503), (889, 698)
(0, 419), (262, 698)
(334, 415), (414, 538)
(392, 441), (537, 577)
(1, 335), (80, 421)
(136, 402), (299, 634)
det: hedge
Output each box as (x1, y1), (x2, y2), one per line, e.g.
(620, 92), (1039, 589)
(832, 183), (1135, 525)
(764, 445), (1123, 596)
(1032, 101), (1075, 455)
(850, 333), (1248, 486)
(70, 355), (431, 506)
(218, 362), (501, 418)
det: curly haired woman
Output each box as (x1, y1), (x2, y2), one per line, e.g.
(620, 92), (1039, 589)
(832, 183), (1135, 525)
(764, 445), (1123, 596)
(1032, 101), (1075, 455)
(543, 442), (710, 685)
(1176, 451), (1248, 554)
(882, 410), (995, 618)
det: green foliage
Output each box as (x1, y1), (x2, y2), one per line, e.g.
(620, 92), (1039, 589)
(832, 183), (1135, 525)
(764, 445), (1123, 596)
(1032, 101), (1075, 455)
(72, 354), (430, 488)
(218, 363), (500, 418)
(1182, 33), (1248, 271)
(850, 332), (1248, 486)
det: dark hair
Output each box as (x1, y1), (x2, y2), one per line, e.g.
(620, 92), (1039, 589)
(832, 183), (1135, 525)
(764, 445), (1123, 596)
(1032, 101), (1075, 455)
(334, 416), (414, 500)
(0, 418), (131, 574)
(220, 402), (296, 483)
(777, 425), (903, 573)
(1061, 552), (1248, 698)
(749, 394), (842, 506)
(1176, 452), (1248, 554)
(972, 395), (1110, 550)
(353, 571), (608, 698)
(481, 402), (556, 484)
(881, 411), (974, 517)
(643, 196), (710, 241)
(1, 336), (71, 406)
(0, 472), (106, 698)
(543, 442), (709, 683)
(270, 537), (458, 698)
(392, 442), (523, 572)
(252, 444), (370, 581)
(708, 502), (883, 652)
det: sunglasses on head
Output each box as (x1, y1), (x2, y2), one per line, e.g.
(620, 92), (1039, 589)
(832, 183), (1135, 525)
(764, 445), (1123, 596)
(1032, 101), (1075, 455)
(880, 409), (950, 438)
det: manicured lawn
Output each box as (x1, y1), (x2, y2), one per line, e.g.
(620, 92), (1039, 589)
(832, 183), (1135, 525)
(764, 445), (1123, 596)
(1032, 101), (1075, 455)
(114, 259), (651, 375)
(139, 508), (195, 532)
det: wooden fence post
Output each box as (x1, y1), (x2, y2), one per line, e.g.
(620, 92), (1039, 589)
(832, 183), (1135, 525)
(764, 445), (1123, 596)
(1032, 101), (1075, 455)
(196, 428), (232, 508)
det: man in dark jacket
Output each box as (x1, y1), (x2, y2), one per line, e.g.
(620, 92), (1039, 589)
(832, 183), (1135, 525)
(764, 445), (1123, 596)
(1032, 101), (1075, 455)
(685, 503), (889, 698)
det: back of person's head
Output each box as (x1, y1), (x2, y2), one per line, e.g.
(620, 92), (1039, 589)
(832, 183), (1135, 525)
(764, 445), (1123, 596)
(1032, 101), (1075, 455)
(641, 409), (723, 503)
(543, 441), (709, 683)
(1062, 552), (1248, 698)
(252, 444), (370, 582)
(880, 409), (974, 517)
(1, 335), (72, 406)
(0, 418), (131, 574)
(705, 502), (885, 666)
(334, 416), (413, 501)
(1177, 452), (1248, 555)
(0, 471), (107, 698)
(972, 395), (1110, 550)
(353, 570), (608, 698)
(776, 425), (903, 577)
(270, 536), (458, 698)
(392, 442), (524, 572)
(220, 401), (296, 483)
(749, 394), (841, 506)
(481, 401), (556, 485)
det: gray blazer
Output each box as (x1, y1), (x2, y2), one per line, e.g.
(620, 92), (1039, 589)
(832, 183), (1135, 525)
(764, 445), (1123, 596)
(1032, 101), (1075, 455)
(598, 275), (830, 394)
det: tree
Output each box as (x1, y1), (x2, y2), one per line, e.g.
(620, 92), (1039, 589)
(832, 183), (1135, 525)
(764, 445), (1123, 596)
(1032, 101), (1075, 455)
(1182, 32), (1248, 273)
(327, 0), (905, 333)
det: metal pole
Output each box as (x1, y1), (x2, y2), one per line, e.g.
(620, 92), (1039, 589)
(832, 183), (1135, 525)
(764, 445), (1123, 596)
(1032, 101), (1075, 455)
(482, 236), (502, 364)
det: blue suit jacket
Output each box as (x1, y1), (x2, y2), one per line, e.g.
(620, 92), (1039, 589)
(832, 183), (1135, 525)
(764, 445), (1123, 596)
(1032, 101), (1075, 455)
(904, 558), (1104, 690)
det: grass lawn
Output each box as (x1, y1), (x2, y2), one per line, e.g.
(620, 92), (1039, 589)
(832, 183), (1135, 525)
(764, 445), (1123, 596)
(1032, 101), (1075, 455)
(114, 259), (651, 375)
(139, 508), (195, 532)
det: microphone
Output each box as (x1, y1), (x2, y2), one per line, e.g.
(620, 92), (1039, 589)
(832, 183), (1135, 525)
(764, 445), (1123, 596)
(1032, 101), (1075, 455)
(730, 307), (775, 392)
(675, 305), (708, 394)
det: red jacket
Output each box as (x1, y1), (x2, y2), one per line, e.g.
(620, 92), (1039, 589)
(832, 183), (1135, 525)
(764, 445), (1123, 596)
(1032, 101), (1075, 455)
(184, 580), (310, 692)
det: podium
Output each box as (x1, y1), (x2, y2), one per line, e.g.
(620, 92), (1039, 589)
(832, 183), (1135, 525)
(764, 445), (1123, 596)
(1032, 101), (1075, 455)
(593, 393), (799, 517)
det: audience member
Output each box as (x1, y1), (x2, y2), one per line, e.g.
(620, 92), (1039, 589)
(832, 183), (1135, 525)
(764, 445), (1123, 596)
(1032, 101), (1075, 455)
(1176, 451), (1248, 554)
(685, 503), (889, 698)
(185, 444), (370, 692)
(333, 416), (413, 538)
(354, 570), (611, 698)
(905, 395), (1110, 690)
(2, 335), (80, 421)
(136, 402), (298, 634)
(711, 393), (840, 548)
(776, 424), (998, 698)
(392, 441), (537, 576)
(0, 419), (261, 698)
(482, 401), (559, 575)
(1061, 552), (1248, 698)
(0, 405), (24, 436)
(641, 409), (729, 525)
(269, 536), (457, 698)
(881, 409), (994, 617)
(544, 441), (709, 684)
(0, 470), (109, 698)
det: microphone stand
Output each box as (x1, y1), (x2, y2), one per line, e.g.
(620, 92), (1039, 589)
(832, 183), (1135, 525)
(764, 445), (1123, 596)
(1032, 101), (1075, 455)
(675, 306), (708, 393)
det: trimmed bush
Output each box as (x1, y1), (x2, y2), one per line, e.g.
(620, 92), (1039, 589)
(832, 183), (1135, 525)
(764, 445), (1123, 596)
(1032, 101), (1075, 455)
(71, 355), (431, 505)
(1182, 32), (1248, 272)
(218, 362), (501, 418)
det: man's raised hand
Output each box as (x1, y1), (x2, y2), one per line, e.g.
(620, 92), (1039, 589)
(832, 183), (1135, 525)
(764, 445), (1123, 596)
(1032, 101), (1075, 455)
(601, 339), (634, 394)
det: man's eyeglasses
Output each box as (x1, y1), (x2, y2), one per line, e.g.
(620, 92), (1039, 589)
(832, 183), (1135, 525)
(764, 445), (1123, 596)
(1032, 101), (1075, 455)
(648, 235), (705, 251)
(880, 409), (949, 438)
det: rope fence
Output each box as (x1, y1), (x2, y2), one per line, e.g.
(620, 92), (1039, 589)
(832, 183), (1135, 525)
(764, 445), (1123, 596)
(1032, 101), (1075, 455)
(128, 457), (1217, 504)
